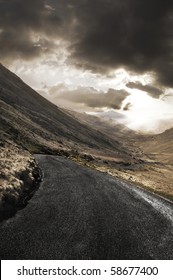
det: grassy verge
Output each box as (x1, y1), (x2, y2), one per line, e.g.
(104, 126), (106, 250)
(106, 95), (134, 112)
(0, 159), (42, 222)
(69, 155), (173, 203)
(0, 131), (43, 222)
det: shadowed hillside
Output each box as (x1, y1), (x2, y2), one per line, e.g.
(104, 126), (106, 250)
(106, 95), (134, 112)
(0, 63), (133, 162)
(65, 109), (141, 154)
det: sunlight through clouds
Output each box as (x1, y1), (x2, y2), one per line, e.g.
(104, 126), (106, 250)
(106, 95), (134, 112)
(122, 89), (173, 133)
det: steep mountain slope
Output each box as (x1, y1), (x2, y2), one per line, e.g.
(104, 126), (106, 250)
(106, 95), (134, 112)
(66, 109), (141, 154)
(0, 63), (132, 161)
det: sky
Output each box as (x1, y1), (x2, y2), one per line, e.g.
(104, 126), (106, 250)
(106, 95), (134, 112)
(0, 0), (173, 133)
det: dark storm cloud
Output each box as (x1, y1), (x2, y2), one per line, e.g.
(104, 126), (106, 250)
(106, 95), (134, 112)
(66, 0), (173, 87)
(127, 82), (163, 98)
(0, 0), (62, 60)
(1, 0), (173, 88)
(49, 86), (129, 110)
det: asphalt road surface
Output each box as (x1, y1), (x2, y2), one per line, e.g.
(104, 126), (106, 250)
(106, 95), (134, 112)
(0, 155), (173, 259)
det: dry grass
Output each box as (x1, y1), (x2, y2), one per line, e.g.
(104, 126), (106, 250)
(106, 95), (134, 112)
(0, 132), (41, 221)
(69, 150), (173, 202)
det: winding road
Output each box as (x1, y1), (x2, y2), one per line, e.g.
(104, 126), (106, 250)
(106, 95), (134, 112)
(0, 155), (173, 259)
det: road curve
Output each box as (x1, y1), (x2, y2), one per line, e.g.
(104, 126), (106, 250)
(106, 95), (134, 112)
(0, 155), (173, 260)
